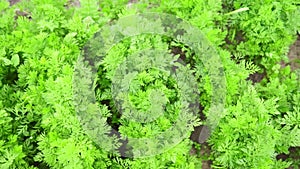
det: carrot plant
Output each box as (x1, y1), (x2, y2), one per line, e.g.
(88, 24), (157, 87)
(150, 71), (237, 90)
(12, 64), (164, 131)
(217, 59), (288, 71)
(0, 0), (299, 169)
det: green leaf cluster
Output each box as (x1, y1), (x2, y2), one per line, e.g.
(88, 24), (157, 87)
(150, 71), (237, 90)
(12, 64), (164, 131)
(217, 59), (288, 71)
(0, 0), (299, 168)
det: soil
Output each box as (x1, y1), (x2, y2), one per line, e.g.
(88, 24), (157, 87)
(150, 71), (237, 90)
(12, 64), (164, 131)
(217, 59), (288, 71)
(189, 143), (212, 169)
(276, 147), (300, 169)
(8, 0), (21, 6)
(247, 71), (266, 84)
(199, 143), (212, 169)
(287, 34), (300, 71)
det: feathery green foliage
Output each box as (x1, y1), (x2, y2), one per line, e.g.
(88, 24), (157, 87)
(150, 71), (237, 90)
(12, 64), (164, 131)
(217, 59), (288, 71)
(0, 0), (299, 168)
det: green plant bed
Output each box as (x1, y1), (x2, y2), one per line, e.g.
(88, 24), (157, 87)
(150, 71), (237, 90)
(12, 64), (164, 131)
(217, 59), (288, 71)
(0, 0), (299, 169)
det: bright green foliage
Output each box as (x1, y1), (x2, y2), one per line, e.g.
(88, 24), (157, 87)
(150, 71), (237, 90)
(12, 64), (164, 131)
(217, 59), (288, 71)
(209, 86), (287, 168)
(223, 0), (300, 72)
(256, 67), (300, 156)
(0, 0), (299, 168)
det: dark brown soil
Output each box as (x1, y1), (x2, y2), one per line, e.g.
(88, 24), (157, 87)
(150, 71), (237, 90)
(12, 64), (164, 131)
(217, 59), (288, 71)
(247, 71), (266, 84)
(190, 143), (212, 169)
(200, 143), (212, 169)
(8, 0), (21, 6)
(276, 147), (300, 169)
(287, 35), (300, 71)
